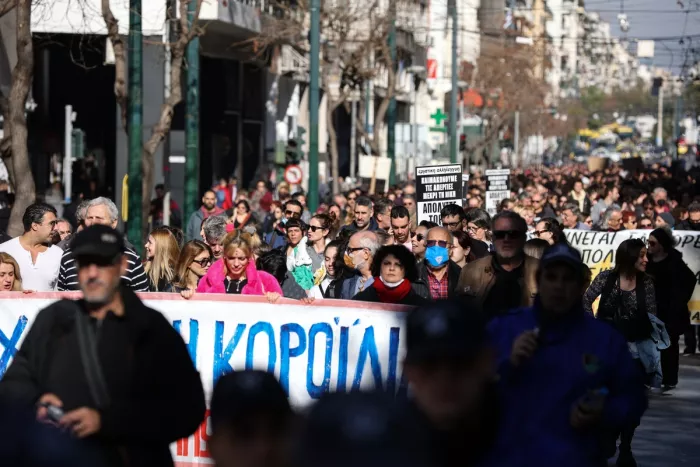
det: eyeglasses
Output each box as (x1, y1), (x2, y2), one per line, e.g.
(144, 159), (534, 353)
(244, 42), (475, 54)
(640, 222), (652, 228)
(346, 246), (366, 254)
(426, 240), (449, 248)
(493, 230), (525, 240)
(411, 232), (425, 242)
(533, 229), (550, 237)
(192, 257), (212, 267)
(442, 220), (461, 228)
(347, 196), (357, 201)
(285, 210), (301, 218)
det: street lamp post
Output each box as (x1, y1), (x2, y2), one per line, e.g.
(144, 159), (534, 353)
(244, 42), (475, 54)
(127, 0), (143, 248)
(308, 0), (320, 212)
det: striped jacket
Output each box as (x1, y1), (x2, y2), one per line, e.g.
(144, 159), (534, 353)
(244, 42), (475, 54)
(55, 243), (149, 292)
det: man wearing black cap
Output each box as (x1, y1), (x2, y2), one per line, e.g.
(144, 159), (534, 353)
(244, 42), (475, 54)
(482, 244), (647, 467)
(646, 227), (696, 388)
(209, 370), (295, 467)
(402, 300), (499, 467)
(0, 225), (206, 467)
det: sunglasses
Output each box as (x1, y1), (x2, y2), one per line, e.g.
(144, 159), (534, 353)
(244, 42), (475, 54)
(192, 257), (212, 267)
(442, 220), (461, 228)
(493, 230), (525, 240)
(640, 223), (652, 228)
(308, 225), (325, 232)
(347, 196), (357, 201)
(533, 229), (550, 237)
(411, 232), (425, 242)
(285, 210), (301, 218)
(426, 240), (449, 248)
(346, 246), (366, 253)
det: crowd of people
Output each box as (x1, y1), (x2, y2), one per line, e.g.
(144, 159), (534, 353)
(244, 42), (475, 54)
(0, 161), (697, 466)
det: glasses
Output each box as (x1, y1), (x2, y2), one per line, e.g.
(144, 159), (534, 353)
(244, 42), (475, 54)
(308, 225), (325, 232)
(192, 257), (212, 267)
(533, 229), (550, 237)
(346, 246), (366, 254)
(467, 225), (482, 233)
(285, 210), (302, 218)
(426, 240), (449, 248)
(347, 196), (357, 201)
(493, 230), (525, 240)
(411, 232), (425, 242)
(640, 222), (652, 228)
(442, 220), (461, 228)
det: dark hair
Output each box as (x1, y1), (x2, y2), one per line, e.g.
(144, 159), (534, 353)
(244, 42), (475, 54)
(688, 201), (700, 214)
(440, 203), (464, 220)
(256, 250), (287, 284)
(370, 245), (418, 282)
(325, 239), (343, 255)
(642, 198), (655, 210)
(355, 196), (373, 209)
(419, 220), (439, 229)
(284, 199), (303, 212)
(162, 225), (185, 249)
(390, 205), (409, 220)
(311, 213), (333, 231)
(373, 198), (393, 217)
(465, 208), (491, 229)
(236, 199), (251, 213)
(492, 210), (527, 232)
(537, 217), (568, 245)
(285, 218), (306, 232)
(452, 230), (476, 262)
(497, 198), (514, 213)
(650, 227), (674, 252)
(614, 238), (647, 277)
(22, 202), (57, 232)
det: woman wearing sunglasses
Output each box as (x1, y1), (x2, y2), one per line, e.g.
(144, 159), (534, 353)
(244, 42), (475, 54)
(307, 214), (332, 275)
(171, 240), (213, 296)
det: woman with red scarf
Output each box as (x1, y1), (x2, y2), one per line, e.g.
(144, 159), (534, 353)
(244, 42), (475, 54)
(352, 245), (429, 305)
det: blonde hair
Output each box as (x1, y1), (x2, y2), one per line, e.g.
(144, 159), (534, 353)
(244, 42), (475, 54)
(145, 228), (180, 290)
(173, 240), (212, 290)
(222, 231), (255, 258)
(0, 253), (22, 291)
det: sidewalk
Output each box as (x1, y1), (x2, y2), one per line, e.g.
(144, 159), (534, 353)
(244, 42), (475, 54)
(632, 364), (700, 466)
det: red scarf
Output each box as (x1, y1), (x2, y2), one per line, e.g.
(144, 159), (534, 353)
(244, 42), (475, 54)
(372, 278), (411, 303)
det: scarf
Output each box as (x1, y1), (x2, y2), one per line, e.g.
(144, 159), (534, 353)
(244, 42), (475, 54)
(201, 206), (224, 220)
(287, 237), (314, 290)
(372, 277), (412, 303)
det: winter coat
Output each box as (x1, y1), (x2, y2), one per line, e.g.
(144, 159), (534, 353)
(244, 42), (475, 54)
(483, 301), (647, 467)
(646, 249), (696, 336)
(456, 255), (538, 309)
(196, 258), (283, 296)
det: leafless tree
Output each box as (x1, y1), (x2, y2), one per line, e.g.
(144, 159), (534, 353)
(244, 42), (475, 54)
(101, 0), (203, 239)
(0, 0), (35, 236)
(253, 0), (398, 194)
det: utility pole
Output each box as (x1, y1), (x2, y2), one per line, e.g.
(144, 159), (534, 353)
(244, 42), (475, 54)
(127, 0), (143, 248)
(308, 0), (320, 212)
(387, 2), (397, 185)
(656, 83), (664, 148)
(350, 97), (357, 180)
(513, 110), (520, 167)
(184, 0), (200, 223)
(63, 105), (74, 204)
(449, 0), (458, 164)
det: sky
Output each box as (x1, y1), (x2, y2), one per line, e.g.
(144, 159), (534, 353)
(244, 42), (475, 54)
(586, 0), (700, 73)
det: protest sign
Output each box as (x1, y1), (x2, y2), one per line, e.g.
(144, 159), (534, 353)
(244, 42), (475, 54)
(566, 229), (700, 324)
(0, 294), (410, 466)
(484, 169), (510, 215)
(415, 164), (462, 224)
(462, 173), (470, 201)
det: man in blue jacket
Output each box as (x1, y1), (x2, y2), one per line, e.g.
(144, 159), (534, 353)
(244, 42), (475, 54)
(484, 244), (647, 467)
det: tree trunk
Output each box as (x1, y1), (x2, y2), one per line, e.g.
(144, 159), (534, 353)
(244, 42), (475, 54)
(326, 100), (340, 195)
(101, 0), (128, 129)
(7, 0), (34, 237)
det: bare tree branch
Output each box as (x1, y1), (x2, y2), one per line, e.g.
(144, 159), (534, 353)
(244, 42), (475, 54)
(101, 0), (127, 129)
(0, 0), (16, 20)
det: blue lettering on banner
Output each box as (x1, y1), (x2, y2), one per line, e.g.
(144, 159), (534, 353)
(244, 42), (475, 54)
(0, 316), (28, 378)
(280, 323), (307, 394)
(213, 322), (246, 385)
(352, 326), (382, 391)
(386, 327), (400, 393)
(337, 326), (349, 393)
(173, 319), (199, 365)
(246, 322), (276, 373)
(307, 323), (333, 399)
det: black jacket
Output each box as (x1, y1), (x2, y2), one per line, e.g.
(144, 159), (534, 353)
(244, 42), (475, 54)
(338, 217), (379, 237)
(647, 249), (696, 336)
(0, 288), (206, 467)
(412, 260), (463, 300)
(352, 282), (430, 306)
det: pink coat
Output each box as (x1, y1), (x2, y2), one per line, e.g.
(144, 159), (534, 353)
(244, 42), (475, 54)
(196, 258), (283, 295)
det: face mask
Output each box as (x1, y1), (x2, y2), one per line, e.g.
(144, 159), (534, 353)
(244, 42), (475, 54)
(343, 253), (355, 269)
(425, 246), (449, 268)
(281, 217), (288, 225)
(380, 276), (404, 288)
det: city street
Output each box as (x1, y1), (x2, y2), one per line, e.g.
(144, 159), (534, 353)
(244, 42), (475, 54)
(633, 362), (700, 466)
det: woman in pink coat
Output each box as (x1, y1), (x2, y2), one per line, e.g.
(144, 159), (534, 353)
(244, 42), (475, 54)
(196, 231), (283, 302)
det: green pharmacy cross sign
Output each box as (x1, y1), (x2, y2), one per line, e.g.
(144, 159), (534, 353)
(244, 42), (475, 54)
(430, 109), (447, 133)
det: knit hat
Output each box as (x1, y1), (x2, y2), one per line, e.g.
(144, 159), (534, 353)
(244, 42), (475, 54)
(657, 212), (675, 227)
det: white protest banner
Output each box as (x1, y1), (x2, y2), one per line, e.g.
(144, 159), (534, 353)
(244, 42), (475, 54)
(484, 169), (511, 216)
(415, 164), (462, 224)
(0, 293), (411, 466)
(565, 229), (700, 324)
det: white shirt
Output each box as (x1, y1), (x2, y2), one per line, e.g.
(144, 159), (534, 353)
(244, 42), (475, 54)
(0, 237), (63, 291)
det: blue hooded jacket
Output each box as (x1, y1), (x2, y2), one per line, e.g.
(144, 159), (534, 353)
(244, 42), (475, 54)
(481, 300), (647, 467)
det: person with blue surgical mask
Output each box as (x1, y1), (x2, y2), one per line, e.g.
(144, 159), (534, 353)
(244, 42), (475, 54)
(412, 226), (463, 300)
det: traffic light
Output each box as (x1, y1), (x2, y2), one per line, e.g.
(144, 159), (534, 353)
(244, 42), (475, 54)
(286, 127), (306, 165)
(71, 128), (85, 159)
(459, 134), (466, 152)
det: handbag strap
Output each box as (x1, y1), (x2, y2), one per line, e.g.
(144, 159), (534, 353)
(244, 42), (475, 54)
(74, 305), (111, 409)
